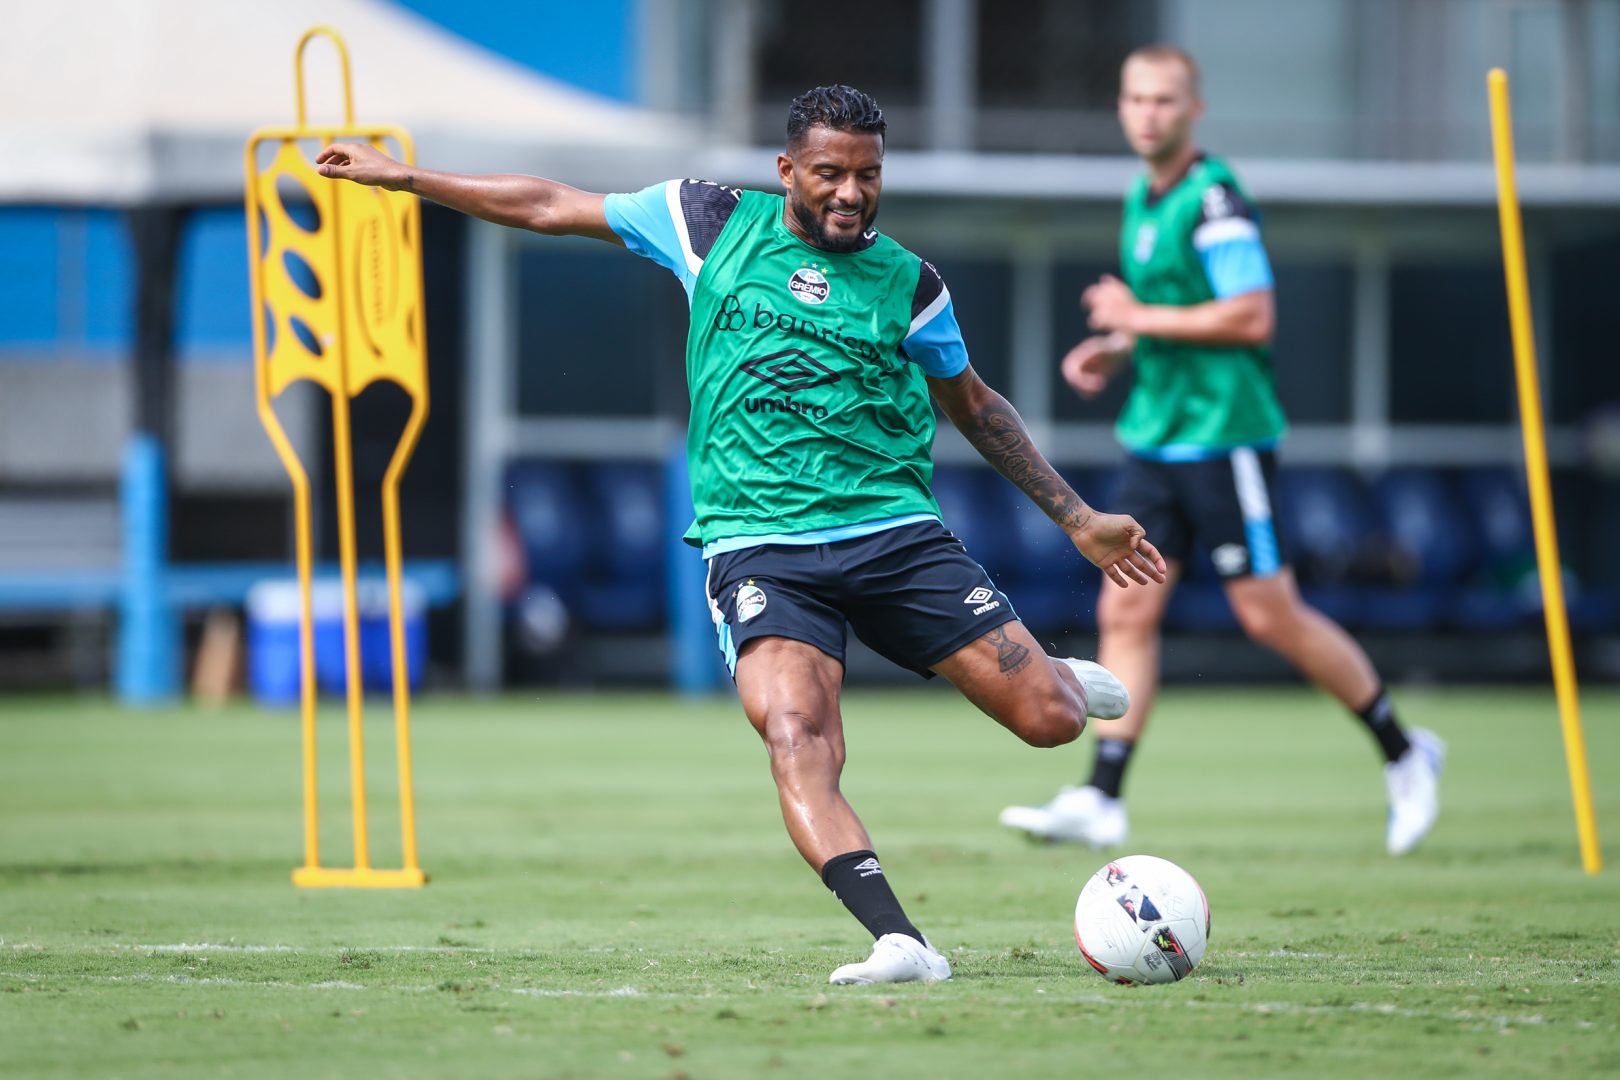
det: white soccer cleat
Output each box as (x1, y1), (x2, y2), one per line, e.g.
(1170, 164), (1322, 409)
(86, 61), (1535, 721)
(998, 784), (1128, 847)
(828, 933), (952, 985)
(1056, 658), (1131, 720)
(1385, 728), (1446, 856)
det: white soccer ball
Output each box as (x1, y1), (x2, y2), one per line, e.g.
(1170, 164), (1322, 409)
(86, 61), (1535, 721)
(1073, 854), (1210, 985)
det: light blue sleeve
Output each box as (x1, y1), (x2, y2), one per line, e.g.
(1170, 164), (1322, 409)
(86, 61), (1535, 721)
(901, 292), (970, 378)
(1196, 232), (1275, 299)
(603, 181), (699, 299)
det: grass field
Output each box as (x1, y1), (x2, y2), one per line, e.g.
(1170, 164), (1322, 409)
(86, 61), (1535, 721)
(2, 684), (1617, 1078)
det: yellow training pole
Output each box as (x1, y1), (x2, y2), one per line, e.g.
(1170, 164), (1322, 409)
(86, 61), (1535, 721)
(1487, 68), (1601, 875)
(330, 391), (372, 872)
(246, 26), (429, 888)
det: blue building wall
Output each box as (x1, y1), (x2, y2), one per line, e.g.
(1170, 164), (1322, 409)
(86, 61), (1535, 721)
(0, 209), (132, 352)
(0, 1), (640, 359)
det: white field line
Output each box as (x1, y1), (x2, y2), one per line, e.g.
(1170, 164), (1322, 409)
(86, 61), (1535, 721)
(115, 943), (500, 954)
(0, 967), (1598, 1030)
(1, 971), (368, 991)
(0, 942), (499, 955)
(511, 986), (645, 998)
(0, 970), (645, 998)
(121, 943), (297, 953)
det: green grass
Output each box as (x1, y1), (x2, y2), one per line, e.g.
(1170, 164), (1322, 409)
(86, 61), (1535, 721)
(2, 685), (1618, 1079)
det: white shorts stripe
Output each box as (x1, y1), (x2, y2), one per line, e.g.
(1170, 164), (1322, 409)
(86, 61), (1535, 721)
(1230, 446), (1271, 522)
(702, 560), (737, 675)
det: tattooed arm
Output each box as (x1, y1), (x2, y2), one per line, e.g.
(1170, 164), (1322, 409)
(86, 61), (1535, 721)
(928, 366), (1165, 587)
(314, 142), (621, 242)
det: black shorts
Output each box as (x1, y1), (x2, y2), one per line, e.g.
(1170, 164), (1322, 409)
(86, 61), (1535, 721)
(704, 520), (1020, 679)
(1114, 448), (1287, 579)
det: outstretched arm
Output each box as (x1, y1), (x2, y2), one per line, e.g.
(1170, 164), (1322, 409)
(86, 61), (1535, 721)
(315, 142), (622, 243)
(1084, 274), (1273, 346)
(928, 366), (1166, 588)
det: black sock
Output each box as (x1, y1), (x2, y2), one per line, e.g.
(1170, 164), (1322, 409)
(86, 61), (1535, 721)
(1354, 687), (1411, 764)
(820, 850), (924, 945)
(1087, 738), (1135, 799)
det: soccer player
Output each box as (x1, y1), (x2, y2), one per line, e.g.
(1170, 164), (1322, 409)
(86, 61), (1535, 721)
(998, 45), (1444, 856)
(316, 85), (1164, 984)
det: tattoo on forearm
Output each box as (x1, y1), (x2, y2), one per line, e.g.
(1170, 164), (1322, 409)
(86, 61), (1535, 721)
(962, 398), (1092, 531)
(985, 626), (1032, 677)
(402, 173), (416, 191)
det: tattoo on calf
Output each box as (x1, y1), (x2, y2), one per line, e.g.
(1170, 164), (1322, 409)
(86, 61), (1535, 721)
(985, 626), (1032, 677)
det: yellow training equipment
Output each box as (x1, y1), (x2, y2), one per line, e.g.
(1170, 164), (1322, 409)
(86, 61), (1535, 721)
(1487, 68), (1600, 876)
(245, 26), (429, 888)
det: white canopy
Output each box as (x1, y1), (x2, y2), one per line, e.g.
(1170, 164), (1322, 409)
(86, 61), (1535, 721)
(0, 0), (693, 204)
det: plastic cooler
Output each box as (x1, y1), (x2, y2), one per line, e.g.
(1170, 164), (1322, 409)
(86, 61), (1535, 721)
(246, 578), (427, 705)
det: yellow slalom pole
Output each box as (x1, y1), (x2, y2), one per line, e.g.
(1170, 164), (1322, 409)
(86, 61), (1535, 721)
(1487, 68), (1601, 875)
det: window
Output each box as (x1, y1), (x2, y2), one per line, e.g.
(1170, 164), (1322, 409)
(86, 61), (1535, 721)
(933, 256), (1011, 391)
(0, 209), (131, 355)
(975, 0), (1153, 153)
(1550, 233), (1620, 425)
(1388, 264), (1514, 423)
(752, 0), (925, 148)
(178, 208), (253, 359)
(1049, 259), (1134, 423)
(515, 246), (688, 418)
(1271, 261), (1352, 423)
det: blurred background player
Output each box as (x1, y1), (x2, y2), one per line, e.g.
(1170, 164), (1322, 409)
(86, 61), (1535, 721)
(998, 45), (1444, 857)
(316, 84), (1164, 984)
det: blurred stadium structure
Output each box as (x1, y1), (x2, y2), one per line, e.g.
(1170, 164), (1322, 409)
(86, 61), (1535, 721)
(1, 0), (1618, 698)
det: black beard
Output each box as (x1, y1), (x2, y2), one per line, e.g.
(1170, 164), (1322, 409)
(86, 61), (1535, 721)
(788, 192), (871, 253)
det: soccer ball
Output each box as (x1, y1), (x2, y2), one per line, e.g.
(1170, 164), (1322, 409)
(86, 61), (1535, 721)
(1073, 854), (1210, 985)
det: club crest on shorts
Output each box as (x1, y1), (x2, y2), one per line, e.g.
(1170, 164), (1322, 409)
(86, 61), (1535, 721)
(1211, 543), (1249, 576)
(735, 583), (767, 622)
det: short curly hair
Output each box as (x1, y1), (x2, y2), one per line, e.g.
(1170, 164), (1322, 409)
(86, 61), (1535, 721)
(785, 84), (887, 150)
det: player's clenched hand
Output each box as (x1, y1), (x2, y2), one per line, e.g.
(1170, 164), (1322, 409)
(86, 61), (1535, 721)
(1060, 334), (1129, 398)
(1082, 274), (1141, 334)
(315, 142), (405, 189)
(1071, 512), (1167, 588)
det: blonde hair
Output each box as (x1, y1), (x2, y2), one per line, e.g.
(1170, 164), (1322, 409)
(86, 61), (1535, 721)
(1122, 44), (1201, 95)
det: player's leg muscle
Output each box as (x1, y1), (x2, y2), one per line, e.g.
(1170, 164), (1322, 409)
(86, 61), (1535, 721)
(1094, 559), (1178, 742)
(1223, 569), (1300, 647)
(933, 620), (1085, 748)
(1096, 559), (1178, 639)
(1225, 568), (1378, 707)
(734, 636), (871, 866)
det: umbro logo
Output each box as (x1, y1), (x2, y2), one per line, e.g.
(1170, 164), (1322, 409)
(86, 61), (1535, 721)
(740, 349), (840, 393)
(964, 586), (1001, 616)
(853, 857), (884, 878)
